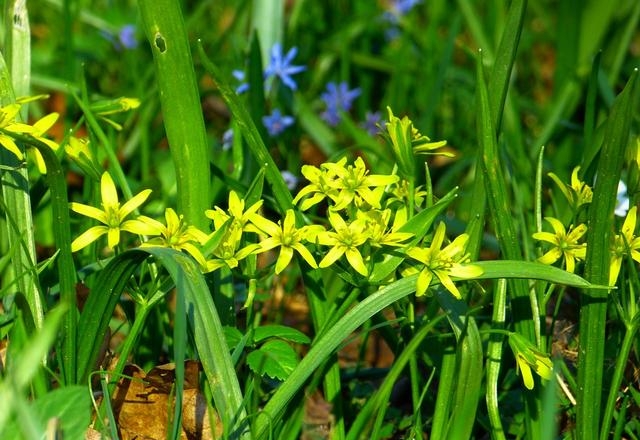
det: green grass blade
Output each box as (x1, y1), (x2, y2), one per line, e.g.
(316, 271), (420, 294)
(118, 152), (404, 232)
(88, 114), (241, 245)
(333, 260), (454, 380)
(0, 51), (43, 331)
(473, 260), (596, 288)
(486, 278), (507, 440)
(76, 248), (249, 438)
(0, 304), (67, 433)
(138, 0), (211, 230)
(253, 275), (419, 439)
(476, 51), (535, 339)
(487, 0), (526, 129)
(76, 252), (146, 385)
(27, 137), (78, 385)
(345, 315), (446, 440)
(578, 69), (637, 440)
(433, 291), (483, 440)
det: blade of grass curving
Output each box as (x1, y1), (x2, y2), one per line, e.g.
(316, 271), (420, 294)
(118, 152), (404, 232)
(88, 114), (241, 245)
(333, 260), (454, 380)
(253, 275), (419, 439)
(473, 260), (597, 288)
(0, 304), (67, 433)
(5, 0), (30, 118)
(582, 51), (602, 172)
(435, 291), (483, 440)
(477, 47), (546, 437)
(27, 137), (78, 384)
(0, 52), (43, 332)
(146, 247), (248, 438)
(476, 51), (536, 339)
(76, 248), (248, 438)
(197, 42), (294, 214)
(138, 0), (211, 230)
(578, 70), (637, 440)
(345, 315), (445, 440)
(487, 0), (526, 130)
(76, 251), (146, 385)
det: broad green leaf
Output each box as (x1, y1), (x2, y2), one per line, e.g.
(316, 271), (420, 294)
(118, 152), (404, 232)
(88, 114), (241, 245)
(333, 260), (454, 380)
(247, 339), (299, 381)
(1, 386), (91, 440)
(253, 325), (311, 344)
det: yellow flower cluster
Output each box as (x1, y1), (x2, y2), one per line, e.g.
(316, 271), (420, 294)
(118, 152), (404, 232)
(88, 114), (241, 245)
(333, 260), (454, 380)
(534, 167), (640, 286)
(68, 155), (482, 300)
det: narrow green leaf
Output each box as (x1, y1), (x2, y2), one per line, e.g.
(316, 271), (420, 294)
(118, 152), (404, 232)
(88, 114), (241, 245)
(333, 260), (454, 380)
(432, 291), (483, 440)
(0, 51), (43, 332)
(253, 275), (418, 439)
(476, 50), (535, 343)
(473, 260), (595, 288)
(487, 0), (526, 129)
(0, 305), (68, 433)
(138, 0), (211, 229)
(578, 70), (637, 440)
(28, 137), (77, 384)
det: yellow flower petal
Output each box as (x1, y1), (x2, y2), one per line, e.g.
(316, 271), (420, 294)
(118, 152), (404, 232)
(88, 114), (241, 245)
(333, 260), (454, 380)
(71, 226), (108, 252)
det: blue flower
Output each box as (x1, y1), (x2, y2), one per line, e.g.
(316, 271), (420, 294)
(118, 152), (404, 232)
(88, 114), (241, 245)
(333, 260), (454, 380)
(392, 0), (423, 15)
(616, 180), (630, 217)
(383, 0), (423, 26)
(281, 170), (299, 190)
(232, 70), (249, 94)
(118, 25), (138, 50)
(264, 43), (306, 91)
(222, 128), (234, 151)
(263, 109), (295, 136)
(361, 111), (382, 136)
(320, 81), (361, 126)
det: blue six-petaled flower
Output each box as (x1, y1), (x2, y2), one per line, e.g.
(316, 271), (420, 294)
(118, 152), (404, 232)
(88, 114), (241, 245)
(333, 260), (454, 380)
(320, 81), (361, 126)
(232, 70), (249, 94)
(264, 43), (306, 91)
(263, 109), (295, 136)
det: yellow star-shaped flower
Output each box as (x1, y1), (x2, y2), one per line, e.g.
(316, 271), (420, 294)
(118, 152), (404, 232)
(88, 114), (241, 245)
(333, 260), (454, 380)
(532, 217), (587, 273)
(70, 172), (156, 251)
(250, 209), (324, 274)
(139, 208), (209, 268)
(405, 222), (482, 298)
(609, 205), (640, 286)
(316, 211), (370, 276)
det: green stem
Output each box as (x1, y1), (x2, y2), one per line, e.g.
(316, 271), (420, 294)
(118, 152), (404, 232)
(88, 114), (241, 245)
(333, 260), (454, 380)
(486, 279), (507, 440)
(109, 302), (153, 395)
(137, 0), (211, 230)
(599, 319), (639, 440)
